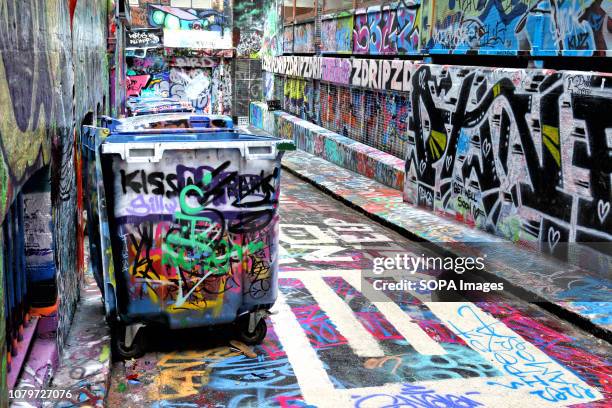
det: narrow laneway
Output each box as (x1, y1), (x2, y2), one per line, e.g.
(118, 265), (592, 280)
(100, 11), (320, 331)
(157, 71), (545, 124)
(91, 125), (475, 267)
(107, 172), (611, 407)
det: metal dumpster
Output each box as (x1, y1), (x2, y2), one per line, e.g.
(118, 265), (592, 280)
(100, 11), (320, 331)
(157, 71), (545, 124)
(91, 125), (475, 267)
(82, 124), (294, 358)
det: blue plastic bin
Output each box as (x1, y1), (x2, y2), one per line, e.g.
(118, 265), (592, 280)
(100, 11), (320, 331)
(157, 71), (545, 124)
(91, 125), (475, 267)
(82, 125), (294, 358)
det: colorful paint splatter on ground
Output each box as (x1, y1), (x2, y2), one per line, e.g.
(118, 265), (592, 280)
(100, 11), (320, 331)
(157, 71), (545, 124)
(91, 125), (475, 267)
(107, 172), (611, 407)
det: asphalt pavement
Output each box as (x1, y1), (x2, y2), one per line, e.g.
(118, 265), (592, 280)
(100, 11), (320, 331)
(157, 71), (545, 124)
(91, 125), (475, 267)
(106, 172), (611, 408)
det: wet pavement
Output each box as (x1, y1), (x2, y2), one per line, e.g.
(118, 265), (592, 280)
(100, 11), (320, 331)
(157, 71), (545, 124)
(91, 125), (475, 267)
(107, 172), (612, 407)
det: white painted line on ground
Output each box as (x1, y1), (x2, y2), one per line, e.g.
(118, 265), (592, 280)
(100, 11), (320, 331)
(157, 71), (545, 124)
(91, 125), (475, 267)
(276, 271), (603, 406)
(270, 292), (352, 408)
(342, 273), (446, 356)
(299, 275), (386, 358)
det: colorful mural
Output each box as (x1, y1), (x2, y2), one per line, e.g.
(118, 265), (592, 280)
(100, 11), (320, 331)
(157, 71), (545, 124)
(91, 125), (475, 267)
(103, 141), (285, 326)
(234, 0), (264, 57)
(126, 61), (231, 114)
(353, 2), (421, 55)
(261, 55), (612, 256)
(294, 22), (316, 53)
(321, 13), (354, 54)
(283, 78), (314, 121)
(107, 172), (612, 407)
(262, 0), (283, 57)
(126, 1), (234, 114)
(423, 0), (612, 56)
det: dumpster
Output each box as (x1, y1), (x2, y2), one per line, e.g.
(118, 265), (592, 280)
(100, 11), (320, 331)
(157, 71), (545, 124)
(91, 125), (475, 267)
(126, 96), (194, 116)
(101, 113), (234, 133)
(82, 124), (294, 358)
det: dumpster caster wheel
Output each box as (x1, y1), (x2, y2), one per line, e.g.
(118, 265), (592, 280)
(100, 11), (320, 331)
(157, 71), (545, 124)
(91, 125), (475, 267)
(236, 316), (267, 345)
(112, 324), (146, 360)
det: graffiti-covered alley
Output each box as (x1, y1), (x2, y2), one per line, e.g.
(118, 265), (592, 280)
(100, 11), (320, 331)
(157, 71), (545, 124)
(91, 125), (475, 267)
(0, 0), (611, 407)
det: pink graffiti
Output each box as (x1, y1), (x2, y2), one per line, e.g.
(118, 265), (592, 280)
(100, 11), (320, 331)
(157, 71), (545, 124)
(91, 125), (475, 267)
(126, 74), (150, 97)
(353, 6), (419, 54)
(321, 58), (351, 85)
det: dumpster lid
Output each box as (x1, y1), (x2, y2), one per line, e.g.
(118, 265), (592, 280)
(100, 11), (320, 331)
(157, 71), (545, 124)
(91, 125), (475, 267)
(111, 113), (233, 132)
(104, 131), (276, 143)
(101, 131), (294, 163)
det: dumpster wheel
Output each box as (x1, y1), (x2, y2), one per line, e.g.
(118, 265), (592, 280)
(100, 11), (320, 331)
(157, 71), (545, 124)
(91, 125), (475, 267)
(112, 324), (147, 360)
(236, 314), (268, 345)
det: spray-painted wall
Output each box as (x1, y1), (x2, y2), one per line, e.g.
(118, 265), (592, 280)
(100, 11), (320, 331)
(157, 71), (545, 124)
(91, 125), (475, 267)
(260, 56), (612, 256)
(423, 0), (612, 56)
(0, 0), (110, 397)
(404, 65), (612, 256)
(127, 1), (234, 115)
(261, 0), (283, 57)
(315, 0), (612, 56)
(234, 0), (264, 57)
(130, 0), (232, 35)
(353, 3), (421, 55)
(321, 12), (354, 54)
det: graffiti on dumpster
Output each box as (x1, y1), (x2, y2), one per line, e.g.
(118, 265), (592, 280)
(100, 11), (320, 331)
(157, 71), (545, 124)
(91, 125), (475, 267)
(113, 158), (280, 311)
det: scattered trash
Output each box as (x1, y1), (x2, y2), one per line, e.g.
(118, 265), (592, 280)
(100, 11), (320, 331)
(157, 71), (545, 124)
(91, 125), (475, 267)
(229, 340), (257, 358)
(117, 382), (127, 393)
(126, 373), (138, 380)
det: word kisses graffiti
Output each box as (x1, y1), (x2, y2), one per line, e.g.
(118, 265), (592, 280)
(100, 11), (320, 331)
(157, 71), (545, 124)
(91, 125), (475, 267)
(262, 56), (414, 92)
(120, 161), (278, 218)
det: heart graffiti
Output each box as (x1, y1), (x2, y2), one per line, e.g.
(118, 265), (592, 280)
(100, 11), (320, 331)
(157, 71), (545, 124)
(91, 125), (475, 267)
(597, 200), (610, 224)
(547, 227), (561, 252)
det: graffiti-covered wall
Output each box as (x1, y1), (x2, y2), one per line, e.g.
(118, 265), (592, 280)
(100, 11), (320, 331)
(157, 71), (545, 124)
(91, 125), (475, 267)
(353, 3), (421, 55)
(304, 0), (612, 56)
(262, 0), (283, 57)
(130, 0), (232, 36)
(321, 12), (353, 54)
(234, 0), (263, 57)
(423, 0), (612, 56)
(260, 56), (612, 255)
(404, 65), (612, 256)
(127, 1), (235, 115)
(0, 0), (109, 398)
